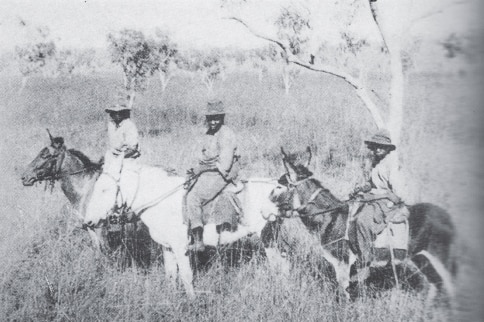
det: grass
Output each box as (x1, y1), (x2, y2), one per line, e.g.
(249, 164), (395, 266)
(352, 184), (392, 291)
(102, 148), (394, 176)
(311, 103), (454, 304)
(0, 64), (482, 320)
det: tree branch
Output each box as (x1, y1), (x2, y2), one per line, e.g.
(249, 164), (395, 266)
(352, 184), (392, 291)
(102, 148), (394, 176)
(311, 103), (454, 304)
(227, 16), (385, 128)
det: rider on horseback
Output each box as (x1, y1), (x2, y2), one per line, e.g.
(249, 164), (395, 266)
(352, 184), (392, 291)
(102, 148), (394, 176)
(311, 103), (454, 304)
(185, 100), (242, 252)
(87, 100), (141, 221)
(349, 129), (409, 274)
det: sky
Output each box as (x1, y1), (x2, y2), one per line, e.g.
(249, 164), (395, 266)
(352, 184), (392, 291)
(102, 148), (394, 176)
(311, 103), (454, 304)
(0, 0), (268, 52)
(0, 0), (481, 53)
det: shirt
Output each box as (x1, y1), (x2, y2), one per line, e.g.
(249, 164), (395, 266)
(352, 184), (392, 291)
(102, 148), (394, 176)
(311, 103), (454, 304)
(369, 151), (406, 202)
(199, 125), (238, 175)
(107, 118), (139, 152)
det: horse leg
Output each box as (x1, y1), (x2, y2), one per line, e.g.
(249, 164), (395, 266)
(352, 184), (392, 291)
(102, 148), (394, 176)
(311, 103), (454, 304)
(87, 227), (106, 253)
(162, 247), (178, 287)
(264, 247), (290, 276)
(172, 246), (195, 300)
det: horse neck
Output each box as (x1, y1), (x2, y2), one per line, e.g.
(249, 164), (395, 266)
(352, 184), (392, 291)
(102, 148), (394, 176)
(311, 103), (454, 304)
(299, 180), (348, 244)
(323, 208), (348, 244)
(60, 152), (99, 207)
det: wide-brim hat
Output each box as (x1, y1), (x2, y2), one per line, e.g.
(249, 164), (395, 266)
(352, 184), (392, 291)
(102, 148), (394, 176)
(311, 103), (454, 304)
(205, 100), (225, 116)
(364, 129), (396, 151)
(105, 103), (131, 113)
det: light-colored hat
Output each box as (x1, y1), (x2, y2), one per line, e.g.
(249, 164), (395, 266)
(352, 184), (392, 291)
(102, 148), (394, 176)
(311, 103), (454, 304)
(105, 102), (131, 113)
(364, 129), (396, 151)
(205, 100), (225, 116)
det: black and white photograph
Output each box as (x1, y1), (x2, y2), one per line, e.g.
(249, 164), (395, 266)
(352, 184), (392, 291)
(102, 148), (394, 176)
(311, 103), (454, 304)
(1, 0), (483, 320)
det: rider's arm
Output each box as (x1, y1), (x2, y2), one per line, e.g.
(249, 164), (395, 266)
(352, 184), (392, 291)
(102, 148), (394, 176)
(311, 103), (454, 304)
(216, 127), (237, 179)
(121, 120), (140, 157)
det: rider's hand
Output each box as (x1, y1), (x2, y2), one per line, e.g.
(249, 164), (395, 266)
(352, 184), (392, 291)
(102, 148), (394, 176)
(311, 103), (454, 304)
(387, 193), (401, 204)
(112, 147), (125, 156)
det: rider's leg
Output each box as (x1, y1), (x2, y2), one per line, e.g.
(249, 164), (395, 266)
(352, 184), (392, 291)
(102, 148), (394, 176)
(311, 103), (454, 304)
(186, 173), (227, 251)
(355, 203), (385, 265)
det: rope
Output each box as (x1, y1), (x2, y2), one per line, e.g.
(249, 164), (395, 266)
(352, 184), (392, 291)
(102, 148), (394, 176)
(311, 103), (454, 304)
(130, 182), (186, 214)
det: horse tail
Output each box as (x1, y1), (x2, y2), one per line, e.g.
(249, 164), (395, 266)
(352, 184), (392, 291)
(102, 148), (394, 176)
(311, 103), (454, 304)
(416, 249), (455, 300)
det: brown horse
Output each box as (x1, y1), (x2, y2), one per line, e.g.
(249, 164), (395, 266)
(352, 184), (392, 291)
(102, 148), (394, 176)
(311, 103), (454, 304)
(21, 132), (153, 268)
(267, 147), (457, 301)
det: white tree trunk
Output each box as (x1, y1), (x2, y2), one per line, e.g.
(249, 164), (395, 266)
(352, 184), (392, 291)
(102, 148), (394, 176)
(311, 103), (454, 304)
(159, 72), (168, 92)
(282, 65), (291, 95)
(128, 90), (136, 109)
(18, 76), (28, 94)
(369, 0), (411, 145)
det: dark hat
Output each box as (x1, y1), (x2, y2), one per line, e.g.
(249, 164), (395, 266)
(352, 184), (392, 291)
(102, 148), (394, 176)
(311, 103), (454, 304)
(105, 101), (131, 113)
(205, 100), (225, 116)
(364, 129), (396, 151)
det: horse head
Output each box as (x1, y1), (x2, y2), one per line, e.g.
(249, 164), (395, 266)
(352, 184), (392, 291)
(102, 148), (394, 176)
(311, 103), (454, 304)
(22, 130), (67, 186)
(270, 147), (345, 225)
(270, 146), (315, 215)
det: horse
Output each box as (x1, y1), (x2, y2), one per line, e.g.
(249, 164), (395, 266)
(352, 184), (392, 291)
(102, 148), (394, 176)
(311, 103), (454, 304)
(267, 147), (457, 301)
(21, 133), (153, 267)
(82, 159), (279, 298)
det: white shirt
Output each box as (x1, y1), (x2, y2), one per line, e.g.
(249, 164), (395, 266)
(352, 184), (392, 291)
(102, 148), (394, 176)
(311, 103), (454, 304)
(370, 151), (406, 202)
(107, 118), (139, 152)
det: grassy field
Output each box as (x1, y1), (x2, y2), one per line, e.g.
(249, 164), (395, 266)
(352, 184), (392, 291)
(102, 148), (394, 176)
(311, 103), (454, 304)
(0, 64), (482, 321)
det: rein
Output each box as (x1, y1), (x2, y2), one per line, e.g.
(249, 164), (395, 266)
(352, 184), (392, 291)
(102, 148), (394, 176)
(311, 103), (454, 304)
(282, 177), (347, 219)
(39, 149), (99, 184)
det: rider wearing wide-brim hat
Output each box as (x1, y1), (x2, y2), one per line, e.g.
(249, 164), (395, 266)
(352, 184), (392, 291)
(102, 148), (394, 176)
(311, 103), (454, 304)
(364, 129), (396, 152)
(185, 100), (241, 252)
(349, 128), (407, 275)
(105, 102), (139, 159)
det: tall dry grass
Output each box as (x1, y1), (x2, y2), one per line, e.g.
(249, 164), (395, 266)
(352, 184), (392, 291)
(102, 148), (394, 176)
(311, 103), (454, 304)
(0, 67), (482, 320)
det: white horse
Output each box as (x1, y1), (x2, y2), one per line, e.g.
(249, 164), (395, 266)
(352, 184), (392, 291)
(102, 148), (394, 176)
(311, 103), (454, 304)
(83, 163), (279, 298)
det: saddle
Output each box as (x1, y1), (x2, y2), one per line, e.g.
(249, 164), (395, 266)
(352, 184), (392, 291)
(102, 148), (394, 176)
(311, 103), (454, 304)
(201, 182), (245, 228)
(347, 200), (410, 251)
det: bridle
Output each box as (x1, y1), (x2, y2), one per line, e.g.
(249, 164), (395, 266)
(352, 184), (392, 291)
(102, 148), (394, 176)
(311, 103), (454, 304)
(277, 175), (346, 219)
(39, 148), (96, 182)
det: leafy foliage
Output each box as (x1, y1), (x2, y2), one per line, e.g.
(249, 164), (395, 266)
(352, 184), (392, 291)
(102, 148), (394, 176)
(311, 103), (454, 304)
(15, 41), (56, 77)
(150, 29), (179, 92)
(107, 29), (158, 104)
(275, 7), (311, 57)
(178, 49), (226, 93)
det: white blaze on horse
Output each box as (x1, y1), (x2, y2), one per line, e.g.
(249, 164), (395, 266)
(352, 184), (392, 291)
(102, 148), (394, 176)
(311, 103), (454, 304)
(268, 147), (457, 301)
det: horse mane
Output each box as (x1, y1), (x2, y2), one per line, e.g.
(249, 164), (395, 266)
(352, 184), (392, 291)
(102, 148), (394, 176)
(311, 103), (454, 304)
(68, 149), (101, 171)
(306, 178), (343, 209)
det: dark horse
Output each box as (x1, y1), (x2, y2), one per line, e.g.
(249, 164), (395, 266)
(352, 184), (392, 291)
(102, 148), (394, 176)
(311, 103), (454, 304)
(21, 131), (154, 268)
(267, 147), (457, 301)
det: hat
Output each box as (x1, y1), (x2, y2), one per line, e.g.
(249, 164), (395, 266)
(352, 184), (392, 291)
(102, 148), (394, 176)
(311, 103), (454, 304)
(105, 102), (131, 113)
(364, 129), (396, 151)
(205, 100), (225, 116)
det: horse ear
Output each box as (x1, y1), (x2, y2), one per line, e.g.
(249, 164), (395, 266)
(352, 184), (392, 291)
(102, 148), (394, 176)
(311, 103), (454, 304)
(304, 146), (312, 168)
(46, 129), (54, 145)
(281, 147), (298, 183)
(281, 147), (289, 160)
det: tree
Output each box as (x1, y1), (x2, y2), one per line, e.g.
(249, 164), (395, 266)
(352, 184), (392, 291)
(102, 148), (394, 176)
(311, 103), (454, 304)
(223, 0), (466, 145)
(107, 29), (158, 108)
(150, 29), (179, 92)
(52, 48), (97, 77)
(15, 26), (56, 93)
(249, 45), (278, 82)
(178, 49), (226, 95)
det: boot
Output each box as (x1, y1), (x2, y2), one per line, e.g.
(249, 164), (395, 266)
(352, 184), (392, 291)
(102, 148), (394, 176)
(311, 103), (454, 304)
(188, 226), (205, 252)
